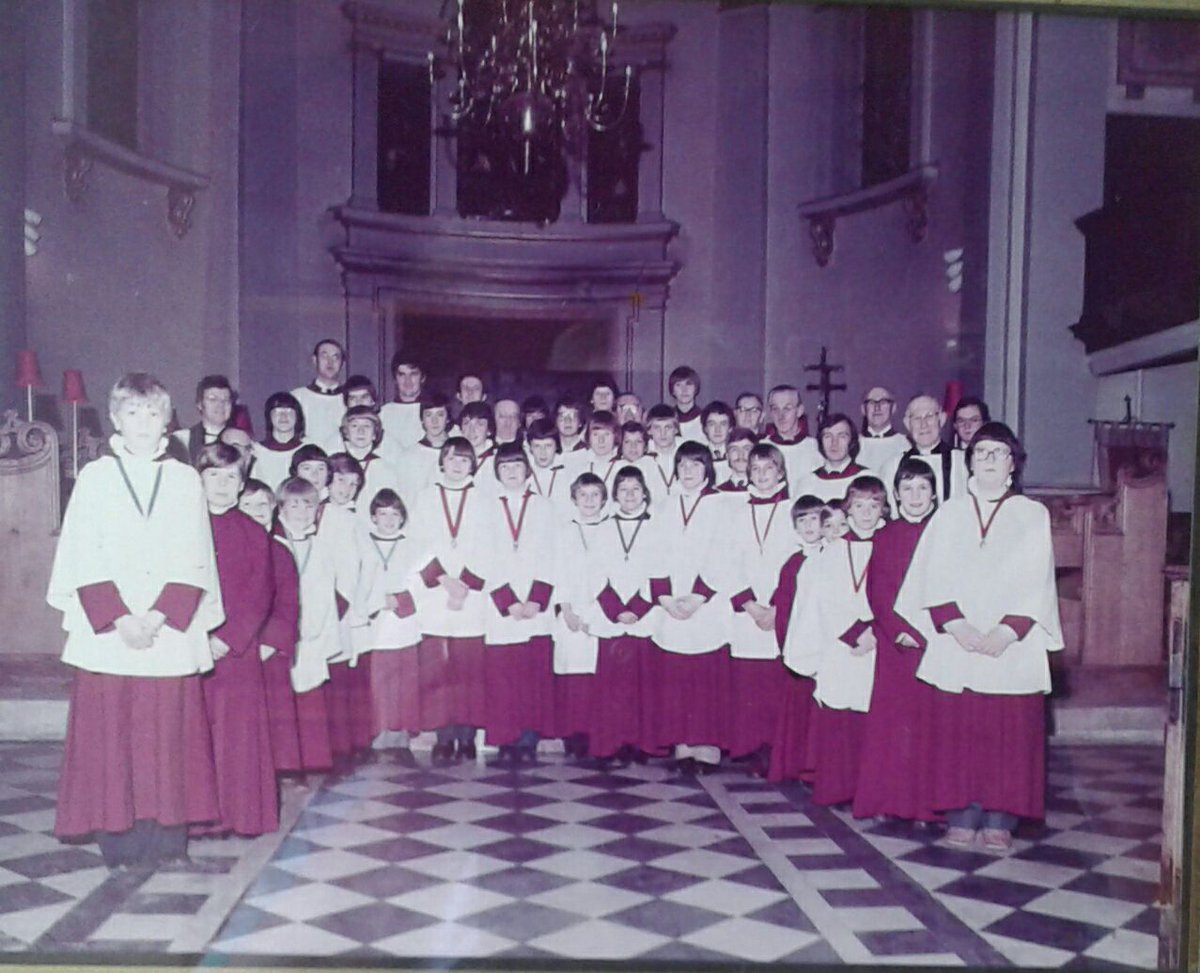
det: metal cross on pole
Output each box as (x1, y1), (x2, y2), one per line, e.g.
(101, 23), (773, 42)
(805, 345), (846, 428)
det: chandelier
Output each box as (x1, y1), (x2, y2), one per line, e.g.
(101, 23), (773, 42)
(433, 0), (634, 175)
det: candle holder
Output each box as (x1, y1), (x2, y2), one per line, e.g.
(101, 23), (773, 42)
(15, 350), (44, 421)
(63, 369), (88, 479)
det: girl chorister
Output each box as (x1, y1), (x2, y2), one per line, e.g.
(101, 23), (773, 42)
(253, 392), (308, 492)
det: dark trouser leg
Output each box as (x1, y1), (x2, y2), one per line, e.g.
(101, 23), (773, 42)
(945, 803), (984, 830)
(145, 823), (188, 864)
(97, 826), (142, 867)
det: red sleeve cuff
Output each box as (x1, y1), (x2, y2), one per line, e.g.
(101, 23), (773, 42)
(731, 588), (756, 613)
(839, 619), (870, 647)
(152, 583), (204, 632)
(528, 580), (553, 612)
(420, 558), (446, 588)
(459, 568), (485, 592)
(77, 581), (131, 634)
(649, 577), (672, 602)
(597, 583), (624, 623)
(393, 591), (416, 618)
(1001, 614), (1035, 640)
(491, 584), (519, 617)
(627, 593), (654, 620)
(929, 602), (964, 633)
(692, 576), (716, 603)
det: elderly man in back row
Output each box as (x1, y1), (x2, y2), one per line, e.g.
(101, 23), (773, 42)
(882, 394), (967, 503)
(857, 386), (910, 471)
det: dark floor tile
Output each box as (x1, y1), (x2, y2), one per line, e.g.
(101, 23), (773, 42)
(937, 873), (1047, 908)
(386, 770), (453, 789)
(75, 938), (172, 953)
(1072, 818), (1161, 842)
(637, 940), (739, 963)
(373, 789), (456, 811)
(1010, 843), (1108, 871)
(473, 811), (553, 836)
(739, 801), (800, 815)
(566, 773), (632, 790)
(244, 865), (309, 897)
(269, 835), (326, 860)
(599, 864), (704, 897)
(1122, 842), (1163, 862)
(473, 836), (559, 865)
(896, 843), (997, 873)
(309, 901), (436, 944)
(821, 886), (905, 908)
(460, 901), (578, 941)
(779, 938), (842, 965)
(607, 898), (727, 938)
(0, 880), (72, 912)
(1061, 954), (1158, 972)
(467, 865), (572, 899)
(0, 821), (24, 839)
(685, 813), (737, 833)
(122, 892), (209, 915)
(859, 927), (952, 956)
(584, 812), (664, 835)
(746, 896), (820, 933)
(493, 943), (569, 960)
(861, 817), (936, 840)
(0, 794), (57, 816)
(332, 865), (440, 899)
(592, 835), (679, 863)
(213, 904), (290, 941)
(579, 792), (653, 812)
(3, 848), (106, 880)
(367, 810), (446, 835)
(785, 854), (860, 871)
(34, 868), (152, 946)
(704, 835), (757, 858)
(723, 864), (787, 890)
(475, 790), (554, 813)
(1064, 870), (1158, 905)
(1123, 906), (1162, 936)
(985, 909), (1111, 953)
(352, 835), (444, 863)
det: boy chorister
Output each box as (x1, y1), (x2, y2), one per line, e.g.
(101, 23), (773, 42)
(645, 404), (681, 499)
(786, 475), (887, 807)
(767, 495), (826, 783)
(550, 473), (609, 756)
(253, 392), (307, 493)
(722, 443), (795, 763)
(398, 393), (452, 503)
(275, 476), (340, 772)
(700, 401), (735, 483)
(649, 442), (729, 775)
(458, 401), (498, 485)
(238, 479), (305, 777)
(525, 418), (570, 514)
(668, 365), (704, 443)
(718, 427), (756, 493)
(196, 444), (278, 837)
(338, 407), (401, 517)
(408, 437), (493, 763)
(479, 444), (557, 764)
(794, 412), (872, 502)
(565, 409), (623, 489)
(554, 397), (587, 454)
(50, 373), (223, 869)
(586, 466), (662, 763)
(355, 488), (422, 767)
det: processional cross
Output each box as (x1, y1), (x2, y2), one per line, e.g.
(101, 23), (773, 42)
(805, 346), (846, 427)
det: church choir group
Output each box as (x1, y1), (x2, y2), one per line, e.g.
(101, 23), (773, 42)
(47, 339), (1062, 872)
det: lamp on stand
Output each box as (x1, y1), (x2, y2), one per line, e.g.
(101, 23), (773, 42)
(62, 369), (88, 480)
(15, 350), (44, 421)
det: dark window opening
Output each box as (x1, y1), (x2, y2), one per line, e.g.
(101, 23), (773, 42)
(87, 0), (139, 149)
(587, 75), (642, 224)
(378, 59), (432, 216)
(861, 7), (912, 188)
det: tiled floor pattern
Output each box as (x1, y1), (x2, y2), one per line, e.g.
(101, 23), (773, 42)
(0, 741), (1164, 968)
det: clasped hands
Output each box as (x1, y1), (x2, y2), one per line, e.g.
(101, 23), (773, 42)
(945, 619), (1017, 657)
(115, 609), (167, 651)
(658, 594), (702, 622)
(743, 601), (776, 632)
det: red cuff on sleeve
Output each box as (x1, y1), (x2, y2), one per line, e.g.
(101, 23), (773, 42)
(627, 593), (654, 620)
(77, 581), (131, 634)
(152, 583), (204, 632)
(692, 576), (716, 603)
(839, 619), (871, 647)
(731, 588), (756, 613)
(1001, 614), (1035, 640)
(420, 559), (445, 588)
(491, 584), (519, 617)
(459, 568), (485, 592)
(528, 580), (553, 612)
(929, 602), (965, 633)
(597, 583), (625, 623)
(335, 591), (349, 621)
(393, 591), (416, 618)
(649, 577), (672, 602)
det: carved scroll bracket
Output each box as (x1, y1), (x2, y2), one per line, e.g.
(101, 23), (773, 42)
(51, 119), (210, 239)
(797, 163), (938, 268)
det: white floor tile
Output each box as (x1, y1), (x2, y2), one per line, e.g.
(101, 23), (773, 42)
(529, 849), (632, 880)
(410, 822), (508, 850)
(524, 801), (610, 824)
(0, 831), (60, 861)
(835, 906), (925, 933)
(664, 877), (787, 915)
(620, 782), (698, 802)
(38, 865), (111, 899)
(388, 881), (513, 919)
(212, 921), (359, 955)
(527, 822), (620, 849)
(682, 916), (820, 962)
(527, 879), (652, 918)
(894, 860), (961, 891)
(652, 848), (754, 879)
(305, 798), (403, 823)
(400, 850), (511, 881)
(373, 920), (516, 957)
(1084, 927), (1160, 969)
(981, 931), (1074, 968)
(292, 821), (398, 849)
(0, 901), (74, 943)
(633, 800), (715, 824)
(2, 810), (56, 832)
(742, 812), (812, 828)
(529, 917), (670, 959)
(325, 777), (407, 799)
(765, 836), (844, 857)
(871, 954), (965, 966)
(271, 849), (386, 882)
(247, 881), (374, 921)
(425, 780), (509, 801)
(91, 912), (190, 941)
(523, 781), (606, 802)
(640, 822), (731, 848)
(420, 799), (510, 824)
(1043, 829), (1143, 857)
(1093, 856), (1160, 882)
(863, 834), (924, 859)
(974, 857), (1084, 889)
(1023, 888), (1147, 928)
(803, 868), (881, 890)
(934, 892), (1015, 930)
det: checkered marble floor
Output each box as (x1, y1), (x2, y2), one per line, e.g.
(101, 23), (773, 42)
(0, 740), (1164, 968)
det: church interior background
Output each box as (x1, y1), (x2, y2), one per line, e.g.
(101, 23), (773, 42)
(0, 0), (1197, 968)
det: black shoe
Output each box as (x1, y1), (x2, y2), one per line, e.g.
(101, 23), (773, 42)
(431, 742), (454, 765)
(633, 748), (650, 765)
(674, 757), (698, 776)
(696, 759), (719, 777)
(458, 740), (477, 761)
(517, 743), (538, 765)
(614, 744), (635, 767)
(394, 747), (417, 768)
(489, 745), (518, 768)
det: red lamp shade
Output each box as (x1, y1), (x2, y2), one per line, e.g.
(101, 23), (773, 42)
(943, 379), (963, 419)
(15, 350), (44, 390)
(63, 369), (88, 404)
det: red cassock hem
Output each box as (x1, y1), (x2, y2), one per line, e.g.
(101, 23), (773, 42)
(642, 646), (729, 750)
(261, 653), (303, 772)
(726, 656), (785, 758)
(590, 636), (653, 758)
(417, 636), (487, 729)
(767, 671), (816, 783)
(370, 648), (421, 736)
(55, 671), (219, 838)
(483, 637), (555, 745)
(810, 706), (866, 807)
(326, 657), (375, 758)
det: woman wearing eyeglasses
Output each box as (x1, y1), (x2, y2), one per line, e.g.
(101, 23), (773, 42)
(894, 422), (1063, 852)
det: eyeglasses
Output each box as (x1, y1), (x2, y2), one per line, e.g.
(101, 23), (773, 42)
(972, 446), (1012, 462)
(908, 411), (940, 424)
(864, 398), (894, 406)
